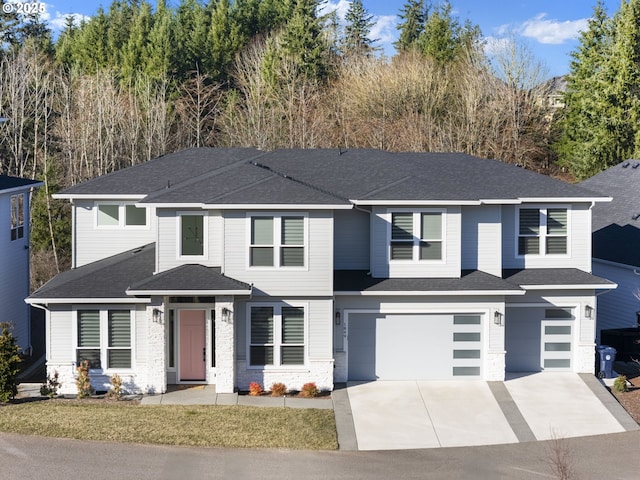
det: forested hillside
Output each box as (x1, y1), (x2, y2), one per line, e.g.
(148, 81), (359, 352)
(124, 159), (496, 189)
(0, 0), (631, 286)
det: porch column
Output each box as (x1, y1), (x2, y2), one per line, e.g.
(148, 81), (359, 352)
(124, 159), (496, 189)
(146, 299), (167, 394)
(215, 296), (235, 393)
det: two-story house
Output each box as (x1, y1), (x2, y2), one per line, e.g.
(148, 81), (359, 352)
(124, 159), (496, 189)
(1, 175), (42, 353)
(27, 148), (614, 395)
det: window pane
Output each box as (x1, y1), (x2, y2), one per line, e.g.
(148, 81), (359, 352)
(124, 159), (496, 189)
(391, 213), (413, 240)
(251, 247), (274, 266)
(547, 209), (567, 235)
(281, 247), (304, 266)
(108, 349), (131, 369)
(544, 359), (570, 368)
(78, 310), (100, 347)
(10, 194), (23, 228)
(108, 311), (130, 347)
(545, 309), (573, 319)
(545, 325), (571, 335)
(546, 236), (567, 254)
(391, 242), (413, 260)
(168, 310), (175, 368)
(252, 217), (273, 245)
(518, 236), (539, 255)
(544, 342), (571, 352)
(281, 346), (304, 365)
(282, 217), (303, 245)
(125, 205), (146, 226)
(250, 346), (273, 365)
(453, 367), (480, 376)
(97, 204), (119, 226)
(453, 349), (481, 359)
(453, 332), (481, 342)
(519, 209), (539, 235)
(454, 315), (481, 325)
(77, 349), (101, 369)
(282, 307), (304, 343)
(181, 215), (204, 256)
(251, 307), (273, 344)
(421, 212), (441, 239)
(419, 241), (442, 260)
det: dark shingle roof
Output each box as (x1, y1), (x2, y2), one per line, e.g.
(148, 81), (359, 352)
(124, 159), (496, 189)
(334, 270), (522, 293)
(0, 175), (41, 191)
(502, 269), (615, 288)
(60, 148), (605, 204)
(57, 148), (261, 196)
(128, 264), (251, 294)
(580, 161), (640, 266)
(28, 244), (156, 300)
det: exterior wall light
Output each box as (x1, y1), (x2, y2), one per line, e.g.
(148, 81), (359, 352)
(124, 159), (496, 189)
(335, 311), (341, 325)
(585, 305), (594, 319)
(494, 311), (503, 326)
(222, 307), (233, 323)
(152, 308), (163, 323)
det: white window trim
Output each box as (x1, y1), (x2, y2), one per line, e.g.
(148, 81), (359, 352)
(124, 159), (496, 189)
(246, 302), (308, 370)
(246, 212), (309, 270)
(515, 205), (571, 258)
(72, 306), (136, 373)
(387, 208), (446, 263)
(94, 201), (150, 230)
(177, 211), (208, 260)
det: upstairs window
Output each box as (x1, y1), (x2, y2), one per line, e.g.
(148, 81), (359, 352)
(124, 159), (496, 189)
(10, 193), (24, 240)
(96, 203), (147, 228)
(518, 207), (568, 256)
(390, 210), (444, 261)
(249, 214), (306, 268)
(180, 213), (205, 257)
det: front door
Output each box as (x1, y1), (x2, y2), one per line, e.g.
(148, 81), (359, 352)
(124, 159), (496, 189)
(179, 310), (206, 381)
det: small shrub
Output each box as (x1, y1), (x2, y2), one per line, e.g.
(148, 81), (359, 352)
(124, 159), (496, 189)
(40, 371), (61, 398)
(0, 322), (21, 402)
(248, 381), (263, 396)
(270, 382), (287, 397)
(75, 360), (94, 399)
(613, 375), (628, 393)
(300, 382), (319, 398)
(105, 373), (123, 400)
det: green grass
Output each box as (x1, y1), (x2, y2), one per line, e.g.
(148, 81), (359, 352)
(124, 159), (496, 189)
(0, 400), (338, 450)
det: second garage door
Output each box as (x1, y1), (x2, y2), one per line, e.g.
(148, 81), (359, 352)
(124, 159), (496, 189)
(347, 313), (483, 381)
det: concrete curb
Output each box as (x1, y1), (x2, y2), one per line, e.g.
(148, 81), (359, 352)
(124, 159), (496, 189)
(331, 385), (358, 451)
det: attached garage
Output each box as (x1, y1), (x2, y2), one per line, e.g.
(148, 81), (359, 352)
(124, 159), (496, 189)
(346, 312), (483, 381)
(505, 307), (575, 372)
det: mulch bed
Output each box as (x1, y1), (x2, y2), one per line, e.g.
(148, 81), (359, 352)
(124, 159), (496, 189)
(611, 376), (640, 424)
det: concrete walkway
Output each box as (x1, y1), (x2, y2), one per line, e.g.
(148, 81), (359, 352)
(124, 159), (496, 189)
(140, 385), (333, 409)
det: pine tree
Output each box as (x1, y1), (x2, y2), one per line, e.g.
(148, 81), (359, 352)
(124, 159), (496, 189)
(341, 0), (378, 57)
(558, 0), (614, 178)
(207, 0), (243, 83)
(395, 0), (426, 52)
(145, 0), (174, 81)
(173, 0), (210, 79)
(0, 323), (21, 403)
(121, 1), (153, 81)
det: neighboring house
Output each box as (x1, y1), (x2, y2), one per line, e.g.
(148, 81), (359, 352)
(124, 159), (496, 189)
(581, 161), (640, 340)
(27, 148), (614, 395)
(0, 175), (42, 353)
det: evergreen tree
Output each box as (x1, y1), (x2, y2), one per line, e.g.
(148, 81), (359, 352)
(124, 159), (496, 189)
(122, 1), (154, 81)
(0, 322), (21, 403)
(558, 1), (614, 178)
(280, 0), (329, 81)
(145, 0), (174, 81)
(395, 0), (425, 52)
(173, 0), (210, 78)
(341, 0), (378, 57)
(207, 0), (243, 83)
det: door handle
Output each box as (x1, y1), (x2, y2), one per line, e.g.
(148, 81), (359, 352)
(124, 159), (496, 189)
(203, 347), (206, 362)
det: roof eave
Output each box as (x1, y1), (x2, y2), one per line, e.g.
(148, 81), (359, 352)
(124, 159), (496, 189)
(53, 194), (147, 200)
(334, 289), (525, 296)
(25, 297), (151, 305)
(518, 283), (617, 290)
(1, 181), (43, 195)
(126, 289), (252, 296)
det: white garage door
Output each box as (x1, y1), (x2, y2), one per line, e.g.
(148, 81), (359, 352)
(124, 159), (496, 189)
(347, 313), (483, 381)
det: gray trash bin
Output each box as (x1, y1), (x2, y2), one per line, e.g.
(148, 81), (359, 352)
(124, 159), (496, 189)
(596, 345), (617, 379)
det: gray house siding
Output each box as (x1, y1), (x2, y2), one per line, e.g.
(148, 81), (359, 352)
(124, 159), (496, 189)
(334, 209), (369, 270)
(461, 205), (502, 276)
(74, 200), (156, 268)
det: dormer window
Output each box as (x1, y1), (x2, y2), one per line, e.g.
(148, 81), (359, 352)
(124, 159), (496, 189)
(390, 210), (444, 262)
(518, 207), (568, 256)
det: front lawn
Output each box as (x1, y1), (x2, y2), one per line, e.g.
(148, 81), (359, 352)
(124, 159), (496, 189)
(0, 400), (338, 450)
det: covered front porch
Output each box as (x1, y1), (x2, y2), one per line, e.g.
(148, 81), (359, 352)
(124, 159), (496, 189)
(127, 264), (253, 394)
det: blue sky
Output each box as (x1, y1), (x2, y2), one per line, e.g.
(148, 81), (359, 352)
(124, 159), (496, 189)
(24, 0), (622, 78)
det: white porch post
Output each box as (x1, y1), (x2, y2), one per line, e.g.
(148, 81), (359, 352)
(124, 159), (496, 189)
(215, 296), (235, 393)
(146, 300), (167, 394)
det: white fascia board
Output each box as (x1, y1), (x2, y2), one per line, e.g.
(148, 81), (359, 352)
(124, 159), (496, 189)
(126, 289), (252, 296)
(479, 199), (522, 205)
(334, 290), (525, 296)
(25, 297), (151, 305)
(519, 284), (617, 290)
(518, 197), (612, 203)
(351, 200), (481, 206)
(1, 182), (44, 195)
(140, 202), (204, 208)
(201, 204), (353, 210)
(53, 194), (147, 200)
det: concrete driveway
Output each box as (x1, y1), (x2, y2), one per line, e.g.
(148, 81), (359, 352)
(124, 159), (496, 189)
(346, 373), (636, 451)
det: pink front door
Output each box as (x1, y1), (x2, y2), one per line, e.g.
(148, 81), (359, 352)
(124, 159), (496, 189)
(179, 310), (206, 381)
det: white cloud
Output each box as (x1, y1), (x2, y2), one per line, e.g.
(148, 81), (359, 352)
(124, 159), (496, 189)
(499, 13), (589, 45)
(48, 12), (91, 31)
(483, 36), (512, 57)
